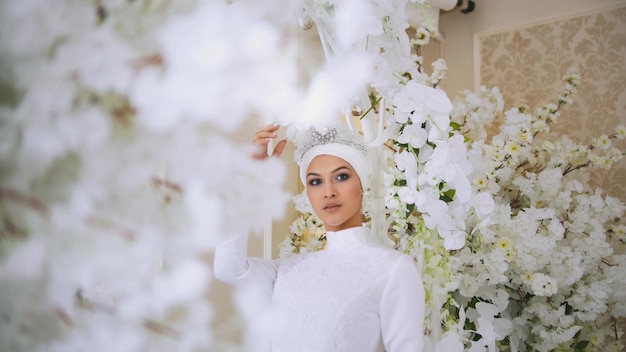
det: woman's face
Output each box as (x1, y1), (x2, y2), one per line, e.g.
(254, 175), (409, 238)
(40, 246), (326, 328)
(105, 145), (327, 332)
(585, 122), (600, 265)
(305, 154), (363, 232)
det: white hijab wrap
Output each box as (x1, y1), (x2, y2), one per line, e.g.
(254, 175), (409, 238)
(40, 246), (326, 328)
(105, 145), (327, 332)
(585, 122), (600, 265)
(300, 143), (369, 190)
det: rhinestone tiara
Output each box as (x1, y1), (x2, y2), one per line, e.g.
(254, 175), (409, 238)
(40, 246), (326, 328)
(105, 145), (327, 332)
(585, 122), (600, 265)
(293, 125), (368, 166)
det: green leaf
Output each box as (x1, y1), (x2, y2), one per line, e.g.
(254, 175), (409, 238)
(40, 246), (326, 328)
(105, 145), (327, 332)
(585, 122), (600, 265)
(450, 121), (461, 130)
(368, 92), (378, 105)
(440, 189), (456, 203)
(394, 179), (407, 187)
(575, 341), (589, 351)
(406, 203), (415, 217)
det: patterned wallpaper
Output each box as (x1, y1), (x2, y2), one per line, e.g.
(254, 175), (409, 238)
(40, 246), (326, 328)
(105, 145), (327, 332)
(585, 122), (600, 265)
(477, 5), (626, 203)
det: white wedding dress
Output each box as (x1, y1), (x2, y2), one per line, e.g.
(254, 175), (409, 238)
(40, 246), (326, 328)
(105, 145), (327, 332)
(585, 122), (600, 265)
(214, 225), (425, 352)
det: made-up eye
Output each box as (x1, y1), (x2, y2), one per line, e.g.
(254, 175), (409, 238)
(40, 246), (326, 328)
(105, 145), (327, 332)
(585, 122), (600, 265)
(335, 173), (350, 181)
(308, 178), (322, 186)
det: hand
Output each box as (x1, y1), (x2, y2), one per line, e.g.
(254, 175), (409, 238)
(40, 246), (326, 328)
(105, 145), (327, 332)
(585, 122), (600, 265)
(252, 124), (287, 160)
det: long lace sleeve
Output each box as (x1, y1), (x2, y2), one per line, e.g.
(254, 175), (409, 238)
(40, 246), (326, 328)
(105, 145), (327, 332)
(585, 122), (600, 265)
(213, 233), (279, 294)
(379, 255), (425, 352)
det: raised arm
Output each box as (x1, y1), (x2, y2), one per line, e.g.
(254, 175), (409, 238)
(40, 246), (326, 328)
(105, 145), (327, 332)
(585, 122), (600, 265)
(213, 124), (286, 293)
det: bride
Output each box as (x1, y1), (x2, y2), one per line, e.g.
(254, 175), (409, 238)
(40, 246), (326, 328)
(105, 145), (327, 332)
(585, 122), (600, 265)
(214, 123), (425, 352)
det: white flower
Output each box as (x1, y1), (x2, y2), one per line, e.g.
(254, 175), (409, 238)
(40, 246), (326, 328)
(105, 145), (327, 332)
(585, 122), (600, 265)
(537, 168), (562, 197)
(370, 55), (394, 94)
(615, 124), (626, 140)
(530, 273), (558, 296)
(393, 109), (411, 124)
(472, 175), (489, 190)
(394, 81), (427, 122)
(495, 237), (511, 251)
(442, 230), (467, 251)
(428, 58), (448, 86)
(594, 134), (611, 149)
(466, 302), (512, 351)
(421, 135), (472, 202)
(398, 179), (424, 205)
(588, 329), (606, 346)
(397, 123), (428, 148)
(395, 150), (419, 184)
(532, 119), (549, 133)
(425, 86), (453, 115)
(613, 224), (626, 240)
(385, 194), (402, 210)
(505, 141), (521, 155)
(292, 190), (314, 214)
(433, 332), (464, 352)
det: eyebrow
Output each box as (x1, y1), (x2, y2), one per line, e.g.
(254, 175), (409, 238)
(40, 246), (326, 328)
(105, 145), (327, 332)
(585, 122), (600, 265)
(306, 166), (350, 178)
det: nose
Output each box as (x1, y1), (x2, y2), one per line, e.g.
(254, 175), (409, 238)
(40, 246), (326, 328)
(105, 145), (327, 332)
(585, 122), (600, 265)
(323, 182), (336, 198)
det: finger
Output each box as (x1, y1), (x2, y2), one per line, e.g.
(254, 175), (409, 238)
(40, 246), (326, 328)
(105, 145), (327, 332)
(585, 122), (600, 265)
(253, 131), (277, 143)
(252, 138), (270, 147)
(272, 139), (287, 158)
(257, 124), (280, 134)
(264, 124), (280, 132)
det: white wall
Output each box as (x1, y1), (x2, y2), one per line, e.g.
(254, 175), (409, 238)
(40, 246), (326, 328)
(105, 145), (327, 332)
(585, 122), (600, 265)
(438, 0), (626, 99)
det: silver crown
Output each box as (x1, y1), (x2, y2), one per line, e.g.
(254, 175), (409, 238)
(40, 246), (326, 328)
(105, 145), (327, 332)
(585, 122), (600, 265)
(293, 125), (368, 165)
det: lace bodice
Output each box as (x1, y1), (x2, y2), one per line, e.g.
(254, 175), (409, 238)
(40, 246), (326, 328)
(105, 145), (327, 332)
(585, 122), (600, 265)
(214, 226), (425, 352)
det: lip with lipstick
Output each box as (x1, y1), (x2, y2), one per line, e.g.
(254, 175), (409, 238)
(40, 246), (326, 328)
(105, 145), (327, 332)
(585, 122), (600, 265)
(323, 203), (342, 213)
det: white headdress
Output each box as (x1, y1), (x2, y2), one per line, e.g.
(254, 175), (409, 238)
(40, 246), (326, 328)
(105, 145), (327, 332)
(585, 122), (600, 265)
(293, 125), (369, 190)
